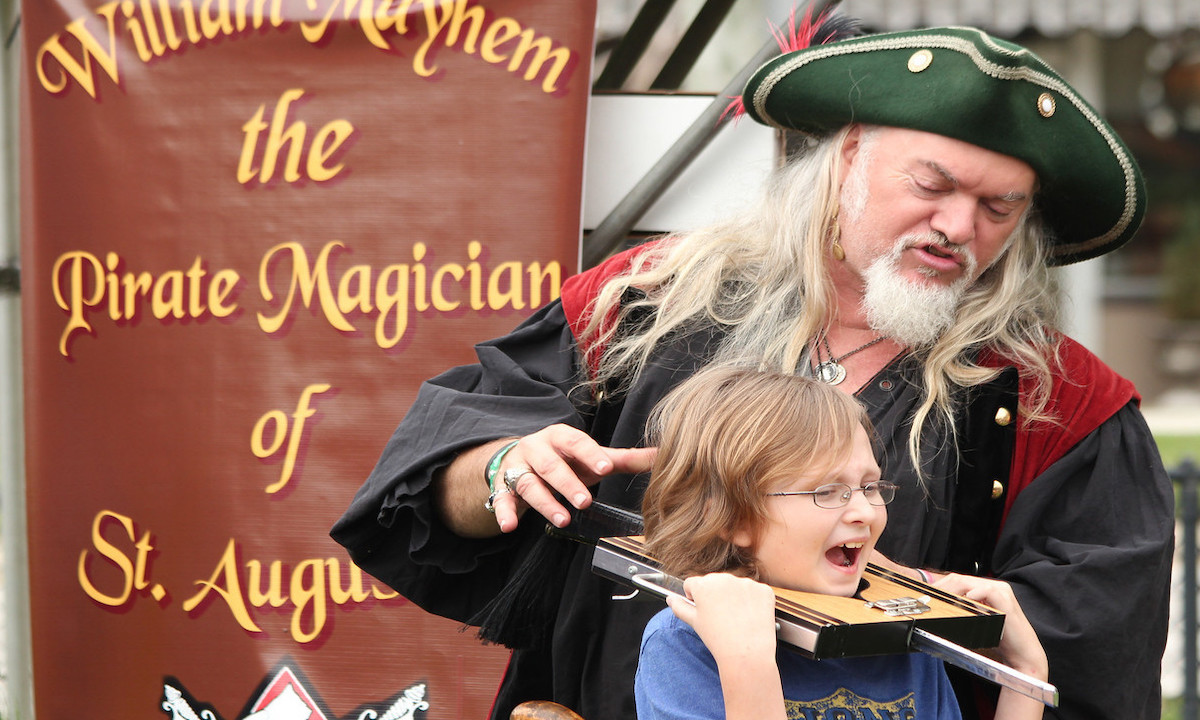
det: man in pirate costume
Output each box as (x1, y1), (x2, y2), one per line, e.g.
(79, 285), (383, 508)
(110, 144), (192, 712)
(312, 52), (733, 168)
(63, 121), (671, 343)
(332, 17), (1174, 720)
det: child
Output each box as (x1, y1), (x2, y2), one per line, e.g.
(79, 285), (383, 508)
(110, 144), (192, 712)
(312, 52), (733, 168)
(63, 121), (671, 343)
(636, 366), (1048, 720)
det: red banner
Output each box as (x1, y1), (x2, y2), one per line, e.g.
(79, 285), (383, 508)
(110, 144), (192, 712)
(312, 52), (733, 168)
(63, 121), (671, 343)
(19, 1), (593, 717)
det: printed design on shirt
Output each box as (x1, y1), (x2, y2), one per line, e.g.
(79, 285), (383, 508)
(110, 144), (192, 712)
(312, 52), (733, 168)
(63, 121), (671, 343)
(784, 686), (916, 720)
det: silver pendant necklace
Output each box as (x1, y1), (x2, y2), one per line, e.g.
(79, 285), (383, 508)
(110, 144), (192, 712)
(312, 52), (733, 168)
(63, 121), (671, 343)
(813, 333), (887, 386)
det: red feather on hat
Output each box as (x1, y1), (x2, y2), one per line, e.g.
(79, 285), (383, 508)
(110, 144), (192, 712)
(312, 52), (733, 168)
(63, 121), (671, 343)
(722, 6), (862, 122)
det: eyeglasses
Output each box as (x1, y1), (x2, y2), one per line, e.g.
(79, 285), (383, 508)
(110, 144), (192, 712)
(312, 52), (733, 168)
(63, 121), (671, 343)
(767, 481), (898, 509)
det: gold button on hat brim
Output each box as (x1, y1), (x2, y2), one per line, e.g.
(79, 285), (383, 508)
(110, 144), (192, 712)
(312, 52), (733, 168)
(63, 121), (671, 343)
(1038, 93), (1056, 118)
(908, 49), (933, 72)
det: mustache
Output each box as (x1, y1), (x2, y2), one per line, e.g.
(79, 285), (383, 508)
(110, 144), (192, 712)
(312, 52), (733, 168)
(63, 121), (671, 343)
(895, 232), (978, 273)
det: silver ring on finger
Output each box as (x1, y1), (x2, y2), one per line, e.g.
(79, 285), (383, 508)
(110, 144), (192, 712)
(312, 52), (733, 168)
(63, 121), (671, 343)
(483, 485), (512, 513)
(504, 466), (535, 494)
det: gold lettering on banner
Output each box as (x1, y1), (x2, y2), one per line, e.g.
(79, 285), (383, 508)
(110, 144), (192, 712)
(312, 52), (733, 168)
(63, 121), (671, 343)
(409, 0), (576, 94)
(51, 251), (241, 358)
(258, 240), (561, 348)
(36, 0), (578, 99)
(295, 0), (577, 92)
(35, 0), (286, 98)
(182, 539), (401, 644)
(237, 89), (355, 185)
(74, 509), (406, 644)
(78, 510), (166, 607)
(48, 244), (558, 356)
(35, 2), (122, 97)
(251, 384), (333, 494)
(182, 539), (264, 633)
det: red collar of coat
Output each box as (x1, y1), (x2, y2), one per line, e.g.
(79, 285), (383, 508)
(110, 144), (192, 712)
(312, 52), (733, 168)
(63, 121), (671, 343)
(560, 241), (661, 366)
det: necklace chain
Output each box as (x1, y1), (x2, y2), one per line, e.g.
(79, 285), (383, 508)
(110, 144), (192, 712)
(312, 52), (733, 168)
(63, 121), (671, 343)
(823, 333), (887, 363)
(813, 333), (887, 385)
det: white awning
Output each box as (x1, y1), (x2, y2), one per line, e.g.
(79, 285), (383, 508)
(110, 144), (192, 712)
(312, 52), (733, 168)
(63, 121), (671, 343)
(838, 0), (1200, 37)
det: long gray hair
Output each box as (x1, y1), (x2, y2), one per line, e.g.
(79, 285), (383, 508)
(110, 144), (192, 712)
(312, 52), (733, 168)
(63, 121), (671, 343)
(579, 125), (1061, 472)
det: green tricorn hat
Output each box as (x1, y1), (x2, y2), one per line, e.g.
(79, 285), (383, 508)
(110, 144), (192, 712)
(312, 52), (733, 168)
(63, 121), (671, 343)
(742, 26), (1145, 266)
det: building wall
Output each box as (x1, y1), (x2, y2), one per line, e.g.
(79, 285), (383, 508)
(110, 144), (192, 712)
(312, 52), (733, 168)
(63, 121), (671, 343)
(1104, 299), (1174, 403)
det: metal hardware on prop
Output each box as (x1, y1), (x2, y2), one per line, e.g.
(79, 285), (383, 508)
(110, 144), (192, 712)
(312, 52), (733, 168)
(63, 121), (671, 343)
(864, 596), (932, 617)
(911, 628), (1060, 708)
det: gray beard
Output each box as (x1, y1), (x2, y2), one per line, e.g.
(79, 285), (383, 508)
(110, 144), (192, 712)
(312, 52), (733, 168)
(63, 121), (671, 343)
(863, 238), (974, 348)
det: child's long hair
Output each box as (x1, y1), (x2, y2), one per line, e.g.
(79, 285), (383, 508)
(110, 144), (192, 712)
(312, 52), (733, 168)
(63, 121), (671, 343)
(642, 365), (873, 581)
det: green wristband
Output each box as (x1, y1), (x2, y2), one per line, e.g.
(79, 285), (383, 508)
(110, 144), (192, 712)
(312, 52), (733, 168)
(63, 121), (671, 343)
(484, 439), (521, 491)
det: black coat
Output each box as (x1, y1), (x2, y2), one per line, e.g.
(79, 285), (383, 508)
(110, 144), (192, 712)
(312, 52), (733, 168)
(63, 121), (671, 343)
(331, 300), (1174, 720)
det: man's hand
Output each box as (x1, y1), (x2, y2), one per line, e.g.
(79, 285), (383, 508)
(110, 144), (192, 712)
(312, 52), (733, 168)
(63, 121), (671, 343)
(490, 425), (656, 533)
(433, 424), (656, 537)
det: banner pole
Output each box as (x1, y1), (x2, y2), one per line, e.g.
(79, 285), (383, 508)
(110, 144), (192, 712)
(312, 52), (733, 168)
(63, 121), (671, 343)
(1, 1), (34, 717)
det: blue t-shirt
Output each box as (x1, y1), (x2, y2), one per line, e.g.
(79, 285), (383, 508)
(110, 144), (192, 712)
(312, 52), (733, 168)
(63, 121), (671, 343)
(635, 607), (962, 720)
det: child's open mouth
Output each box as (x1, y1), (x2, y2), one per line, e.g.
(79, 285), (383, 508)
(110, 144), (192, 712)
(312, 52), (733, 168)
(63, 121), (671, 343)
(827, 542), (864, 568)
